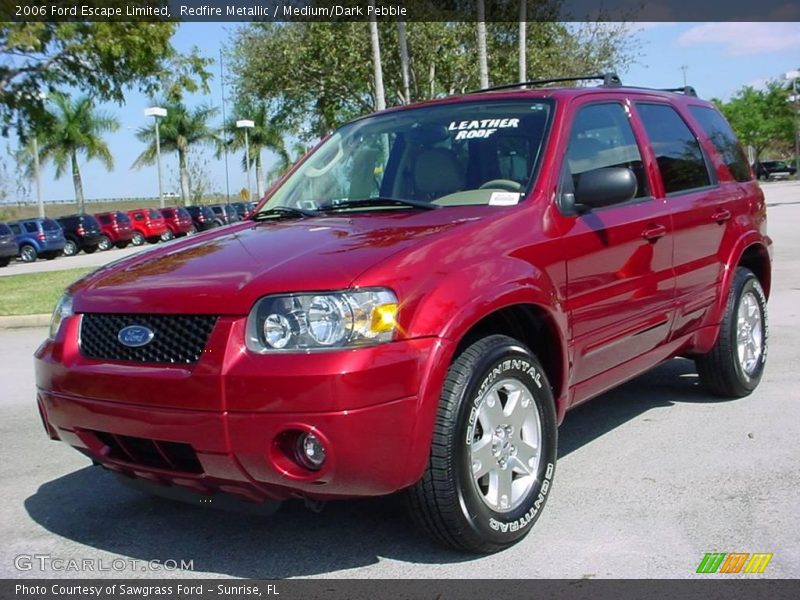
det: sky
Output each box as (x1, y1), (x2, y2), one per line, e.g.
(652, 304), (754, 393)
(3, 21), (800, 204)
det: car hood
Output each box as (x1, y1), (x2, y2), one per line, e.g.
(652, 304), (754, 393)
(71, 209), (484, 315)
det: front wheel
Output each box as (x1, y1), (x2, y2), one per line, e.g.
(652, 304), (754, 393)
(695, 267), (768, 397)
(131, 232), (145, 246)
(19, 244), (38, 263)
(98, 236), (112, 251)
(161, 230), (174, 242)
(407, 335), (557, 553)
(62, 239), (78, 256)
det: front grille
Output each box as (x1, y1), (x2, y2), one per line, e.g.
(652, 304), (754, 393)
(80, 314), (217, 364)
(91, 430), (203, 474)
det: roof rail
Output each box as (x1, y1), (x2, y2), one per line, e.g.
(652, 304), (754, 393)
(657, 86), (698, 97)
(471, 72), (621, 94)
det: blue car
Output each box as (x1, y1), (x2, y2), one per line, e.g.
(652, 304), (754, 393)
(7, 218), (66, 263)
(0, 222), (19, 267)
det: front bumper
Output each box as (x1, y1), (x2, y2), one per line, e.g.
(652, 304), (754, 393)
(35, 315), (448, 502)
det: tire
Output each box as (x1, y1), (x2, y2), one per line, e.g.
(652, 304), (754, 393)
(115, 241), (130, 249)
(407, 335), (557, 553)
(63, 239), (78, 256)
(19, 244), (38, 263)
(131, 232), (145, 246)
(161, 230), (174, 242)
(42, 252), (59, 260)
(0, 257), (10, 267)
(83, 245), (98, 254)
(146, 236), (160, 244)
(98, 236), (112, 251)
(695, 267), (768, 397)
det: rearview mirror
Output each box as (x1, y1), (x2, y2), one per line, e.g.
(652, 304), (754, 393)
(574, 167), (637, 210)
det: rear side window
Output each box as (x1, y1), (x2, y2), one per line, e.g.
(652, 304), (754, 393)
(0, 223), (11, 235)
(636, 103), (712, 194)
(43, 219), (60, 231)
(565, 102), (649, 199)
(98, 215), (111, 224)
(688, 106), (751, 182)
(24, 222), (38, 233)
(9, 223), (21, 234)
(162, 209), (174, 218)
(115, 212), (130, 223)
(148, 209), (161, 219)
(133, 213), (144, 221)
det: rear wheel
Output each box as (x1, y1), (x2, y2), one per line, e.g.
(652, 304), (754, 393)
(83, 245), (98, 254)
(19, 244), (37, 263)
(407, 335), (557, 553)
(695, 267), (768, 397)
(0, 257), (10, 267)
(146, 236), (160, 244)
(41, 251), (59, 260)
(161, 230), (174, 242)
(115, 241), (130, 249)
(131, 232), (145, 246)
(63, 239), (78, 256)
(98, 236), (112, 251)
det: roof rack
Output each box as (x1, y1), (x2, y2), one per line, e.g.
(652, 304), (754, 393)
(471, 72), (622, 94)
(656, 86), (698, 97)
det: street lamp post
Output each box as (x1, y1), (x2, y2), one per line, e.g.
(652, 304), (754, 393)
(787, 70), (800, 182)
(144, 106), (168, 207)
(236, 119), (254, 201)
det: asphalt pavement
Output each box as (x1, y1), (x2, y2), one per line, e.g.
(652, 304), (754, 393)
(0, 181), (798, 579)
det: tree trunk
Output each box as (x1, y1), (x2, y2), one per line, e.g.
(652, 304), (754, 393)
(368, 3), (386, 111)
(71, 150), (85, 214)
(397, 21), (411, 104)
(178, 148), (191, 205)
(477, 0), (489, 89)
(518, 1), (527, 83)
(255, 151), (265, 199)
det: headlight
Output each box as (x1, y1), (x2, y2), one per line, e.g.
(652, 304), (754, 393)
(246, 288), (398, 352)
(49, 294), (74, 339)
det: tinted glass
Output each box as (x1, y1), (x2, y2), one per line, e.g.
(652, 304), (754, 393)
(636, 103), (711, 194)
(688, 106), (751, 182)
(133, 213), (144, 220)
(9, 223), (21, 234)
(98, 215), (111, 224)
(43, 219), (60, 231)
(565, 103), (648, 199)
(0, 223), (11, 235)
(148, 209), (161, 219)
(81, 215), (100, 228)
(162, 209), (174, 218)
(24, 222), (38, 233)
(115, 212), (131, 224)
(177, 208), (190, 218)
(203, 207), (215, 218)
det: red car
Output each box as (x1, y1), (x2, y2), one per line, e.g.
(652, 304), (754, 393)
(126, 208), (167, 245)
(36, 76), (771, 553)
(94, 211), (135, 250)
(158, 207), (194, 239)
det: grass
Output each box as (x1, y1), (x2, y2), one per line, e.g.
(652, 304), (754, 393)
(0, 267), (93, 316)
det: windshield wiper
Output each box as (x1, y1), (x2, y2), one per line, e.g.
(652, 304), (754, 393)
(317, 197), (439, 212)
(252, 205), (320, 220)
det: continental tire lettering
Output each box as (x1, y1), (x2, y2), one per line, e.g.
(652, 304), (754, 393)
(488, 461), (554, 533)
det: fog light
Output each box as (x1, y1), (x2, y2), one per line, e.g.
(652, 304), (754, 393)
(295, 432), (326, 470)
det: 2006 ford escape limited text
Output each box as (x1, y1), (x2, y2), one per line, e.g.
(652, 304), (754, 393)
(35, 74), (771, 553)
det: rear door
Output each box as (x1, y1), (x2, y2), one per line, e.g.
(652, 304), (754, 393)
(557, 99), (675, 398)
(633, 102), (739, 339)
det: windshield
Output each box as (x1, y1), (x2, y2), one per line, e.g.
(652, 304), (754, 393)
(263, 100), (552, 213)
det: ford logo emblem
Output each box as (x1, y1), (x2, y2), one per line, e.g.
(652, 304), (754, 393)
(118, 325), (155, 348)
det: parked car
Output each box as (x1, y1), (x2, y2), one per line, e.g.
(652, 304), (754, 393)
(94, 211), (135, 250)
(209, 203), (240, 226)
(752, 160), (797, 181)
(158, 207), (194, 240)
(8, 217), (65, 262)
(36, 75), (771, 553)
(0, 222), (19, 267)
(127, 208), (168, 245)
(184, 205), (219, 232)
(56, 214), (104, 256)
(231, 201), (256, 220)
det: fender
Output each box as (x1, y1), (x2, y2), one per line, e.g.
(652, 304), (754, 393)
(396, 256), (569, 486)
(711, 232), (772, 325)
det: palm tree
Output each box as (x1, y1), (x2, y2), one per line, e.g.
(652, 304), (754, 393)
(266, 141), (308, 185)
(397, 21), (411, 104)
(133, 101), (218, 205)
(477, 0), (489, 88)
(36, 94), (118, 213)
(368, 2), (386, 111)
(220, 103), (287, 199)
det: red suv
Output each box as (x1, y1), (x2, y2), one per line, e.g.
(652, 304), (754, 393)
(127, 208), (167, 245)
(94, 211), (134, 250)
(158, 207), (194, 240)
(35, 76), (771, 553)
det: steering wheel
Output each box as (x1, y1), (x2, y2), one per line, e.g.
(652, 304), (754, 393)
(478, 179), (522, 192)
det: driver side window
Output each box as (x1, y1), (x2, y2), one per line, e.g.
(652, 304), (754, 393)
(565, 103), (649, 202)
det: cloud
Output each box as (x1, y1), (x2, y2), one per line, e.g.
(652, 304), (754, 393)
(677, 22), (800, 56)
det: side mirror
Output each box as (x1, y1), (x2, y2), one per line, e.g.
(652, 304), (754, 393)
(574, 167), (638, 210)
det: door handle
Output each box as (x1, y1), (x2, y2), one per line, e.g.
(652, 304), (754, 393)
(641, 224), (667, 242)
(712, 208), (732, 223)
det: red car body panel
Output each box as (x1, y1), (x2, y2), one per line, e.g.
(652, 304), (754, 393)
(127, 208), (167, 239)
(94, 211), (134, 244)
(35, 86), (772, 502)
(159, 207), (195, 236)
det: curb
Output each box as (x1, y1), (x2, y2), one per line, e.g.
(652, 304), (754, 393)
(0, 314), (51, 329)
